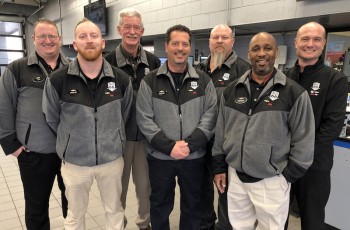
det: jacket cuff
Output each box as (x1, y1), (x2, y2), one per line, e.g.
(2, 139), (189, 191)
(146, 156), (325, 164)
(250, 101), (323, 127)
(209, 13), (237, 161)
(184, 128), (208, 153)
(150, 131), (176, 156)
(282, 160), (308, 183)
(0, 133), (22, 155)
(212, 154), (228, 175)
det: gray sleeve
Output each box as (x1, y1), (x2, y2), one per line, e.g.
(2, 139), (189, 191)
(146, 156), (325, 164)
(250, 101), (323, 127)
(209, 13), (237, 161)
(42, 78), (61, 134)
(283, 91), (315, 182)
(212, 94), (228, 175)
(0, 68), (22, 154)
(121, 79), (133, 124)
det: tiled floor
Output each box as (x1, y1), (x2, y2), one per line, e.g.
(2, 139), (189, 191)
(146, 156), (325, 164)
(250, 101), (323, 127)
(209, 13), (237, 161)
(0, 146), (300, 230)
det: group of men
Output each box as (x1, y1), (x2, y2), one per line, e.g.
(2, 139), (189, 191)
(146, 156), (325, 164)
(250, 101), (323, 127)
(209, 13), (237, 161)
(0, 6), (347, 230)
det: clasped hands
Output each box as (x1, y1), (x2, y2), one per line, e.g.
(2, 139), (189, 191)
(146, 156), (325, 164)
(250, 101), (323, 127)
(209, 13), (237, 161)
(170, 140), (190, 160)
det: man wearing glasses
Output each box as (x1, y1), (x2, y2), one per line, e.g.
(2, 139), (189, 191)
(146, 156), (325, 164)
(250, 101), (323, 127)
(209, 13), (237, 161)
(0, 18), (68, 230)
(105, 7), (160, 230)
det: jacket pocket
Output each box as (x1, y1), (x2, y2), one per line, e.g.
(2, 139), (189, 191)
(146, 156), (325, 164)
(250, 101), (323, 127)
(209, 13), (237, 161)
(62, 134), (70, 161)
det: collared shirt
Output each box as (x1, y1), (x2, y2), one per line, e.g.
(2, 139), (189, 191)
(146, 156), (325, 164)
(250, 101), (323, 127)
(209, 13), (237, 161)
(36, 52), (61, 74)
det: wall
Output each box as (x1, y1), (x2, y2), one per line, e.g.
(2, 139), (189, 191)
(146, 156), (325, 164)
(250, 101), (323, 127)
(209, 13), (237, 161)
(35, 0), (349, 69)
(39, 0), (350, 45)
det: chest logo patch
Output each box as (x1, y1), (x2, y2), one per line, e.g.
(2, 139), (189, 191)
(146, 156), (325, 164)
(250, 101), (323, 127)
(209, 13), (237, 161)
(107, 82), (116, 92)
(69, 89), (79, 96)
(190, 81), (198, 89)
(222, 73), (230, 81)
(235, 97), (248, 104)
(310, 82), (320, 96)
(32, 76), (45, 83)
(144, 68), (150, 76)
(269, 91), (279, 101)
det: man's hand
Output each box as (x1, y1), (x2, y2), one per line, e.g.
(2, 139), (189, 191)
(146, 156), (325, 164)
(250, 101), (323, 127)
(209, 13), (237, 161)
(170, 140), (190, 160)
(214, 173), (226, 194)
(11, 146), (24, 158)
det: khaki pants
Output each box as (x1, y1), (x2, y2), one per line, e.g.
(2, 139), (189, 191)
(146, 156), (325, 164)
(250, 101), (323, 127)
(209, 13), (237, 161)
(61, 157), (124, 230)
(121, 140), (151, 228)
(227, 167), (290, 230)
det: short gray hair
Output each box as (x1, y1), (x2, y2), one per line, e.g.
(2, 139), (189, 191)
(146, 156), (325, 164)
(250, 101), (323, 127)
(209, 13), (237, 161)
(118, 8), (143, 28)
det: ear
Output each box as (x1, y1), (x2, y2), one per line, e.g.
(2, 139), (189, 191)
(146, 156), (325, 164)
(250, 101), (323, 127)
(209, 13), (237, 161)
(73, 41), (78, 51)
(117, 26), (122, 36)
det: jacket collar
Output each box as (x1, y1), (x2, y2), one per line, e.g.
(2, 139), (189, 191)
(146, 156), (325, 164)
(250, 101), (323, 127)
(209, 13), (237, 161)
(236, 68), (286, 88)
(294, 57), (324, 73)
(27, 51), (69, 67)
(115, 44), (149, 68)
(156, 62), (199, 81)
(204, 51), (238, 70)
(67, 58), (115, 81)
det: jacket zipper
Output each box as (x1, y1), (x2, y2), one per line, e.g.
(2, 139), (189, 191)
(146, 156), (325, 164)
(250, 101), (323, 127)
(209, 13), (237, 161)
(240, 83), (275, 173)
(177, 87), (183, 139)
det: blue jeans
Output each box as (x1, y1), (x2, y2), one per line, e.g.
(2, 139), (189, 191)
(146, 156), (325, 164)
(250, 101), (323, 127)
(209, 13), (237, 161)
(148, 155), (205, 230)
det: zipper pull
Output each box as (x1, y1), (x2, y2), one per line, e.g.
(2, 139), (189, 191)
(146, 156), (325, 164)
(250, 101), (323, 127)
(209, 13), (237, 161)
(248, 109), (252, 116)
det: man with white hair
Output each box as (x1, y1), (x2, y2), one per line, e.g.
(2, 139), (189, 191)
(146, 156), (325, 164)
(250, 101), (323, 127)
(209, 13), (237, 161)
(105, 8), (160, 230)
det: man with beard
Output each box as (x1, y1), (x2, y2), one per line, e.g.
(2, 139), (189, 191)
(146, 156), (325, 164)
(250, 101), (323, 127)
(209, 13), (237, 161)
(196, 24), (250, 230)
(212, 32), (315, 230)
(105, 8), (160, 230)
(0, 18), (68, 230)
(285, 22), (347, 230)
(42, 18), (133, 230)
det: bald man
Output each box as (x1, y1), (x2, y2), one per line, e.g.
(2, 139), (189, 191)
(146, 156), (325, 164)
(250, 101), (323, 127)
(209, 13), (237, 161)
(285, 22), (347, 230)
(212, 32), (315, 230)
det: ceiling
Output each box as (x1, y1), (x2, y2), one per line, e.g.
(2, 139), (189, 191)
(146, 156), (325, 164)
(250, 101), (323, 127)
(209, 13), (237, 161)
(0, 0), (44, 7)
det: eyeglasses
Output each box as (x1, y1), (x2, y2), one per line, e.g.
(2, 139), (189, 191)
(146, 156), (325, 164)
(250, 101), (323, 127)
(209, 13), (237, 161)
(35, 34), (59, 41)
(122, 24), (143, 32)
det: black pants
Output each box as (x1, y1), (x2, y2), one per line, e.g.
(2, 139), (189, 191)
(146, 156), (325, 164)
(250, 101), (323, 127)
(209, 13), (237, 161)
(200, 140), (232, 230)
(199, 160), (216, 229)
(292, 169), (331, 230)
(18, 151), (67, 230)
(148, 155), (205, 230)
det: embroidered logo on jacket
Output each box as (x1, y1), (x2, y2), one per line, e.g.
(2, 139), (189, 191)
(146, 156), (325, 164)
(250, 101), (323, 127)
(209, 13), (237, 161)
(144, 68), (150, 76)
(235, 97), (248, 104)
(222, 73), (230, 81)
(190, 81), (198, 89)
(310, 82), (320, 96)
(107, 82), (116, 92)
(69, 89), (79, 95)
(32, 76), (45, 83)
(269, 91), (279, 101)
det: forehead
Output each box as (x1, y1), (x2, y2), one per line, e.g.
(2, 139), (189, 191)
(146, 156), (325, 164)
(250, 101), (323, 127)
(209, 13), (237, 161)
(35, 23), (58, 34)
(250, 34), (275, 47)
(169, 31), (190, 42)
(121, 16), (141, 24)
(211, 26), (231, 36)
(76, 22), (100, 34)
(297, 25), (324, 39)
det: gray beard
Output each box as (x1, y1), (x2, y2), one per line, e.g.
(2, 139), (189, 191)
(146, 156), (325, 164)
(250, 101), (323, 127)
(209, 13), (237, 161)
(211, 52), (225, 70)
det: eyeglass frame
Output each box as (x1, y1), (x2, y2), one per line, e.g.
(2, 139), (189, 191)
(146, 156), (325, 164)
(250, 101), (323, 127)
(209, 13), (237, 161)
(35, 34), (60, 41)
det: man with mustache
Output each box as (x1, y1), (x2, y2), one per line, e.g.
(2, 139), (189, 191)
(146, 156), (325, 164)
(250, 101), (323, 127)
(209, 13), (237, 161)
(105, 8), (160, 230)
(42, 18), (133, 230)
(212, 32), (315, 230)
(285, 22), (347, 230)
(0, 18), (68, 230)
(136, 24), (217, 230)
(196, 24), (250, 230)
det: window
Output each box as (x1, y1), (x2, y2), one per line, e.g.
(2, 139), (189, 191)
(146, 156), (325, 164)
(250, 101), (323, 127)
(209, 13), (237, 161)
(0, 21), (25, 74)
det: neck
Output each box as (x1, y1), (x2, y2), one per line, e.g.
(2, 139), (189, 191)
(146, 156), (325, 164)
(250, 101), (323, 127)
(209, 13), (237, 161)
(122, 43), (139, 58)
(168, 62), (187, 73)
(251, 71), (273, 85)
(42, 53), (60, 69)
(77, 56), (103, 79)
(298, 58), (318, 73)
